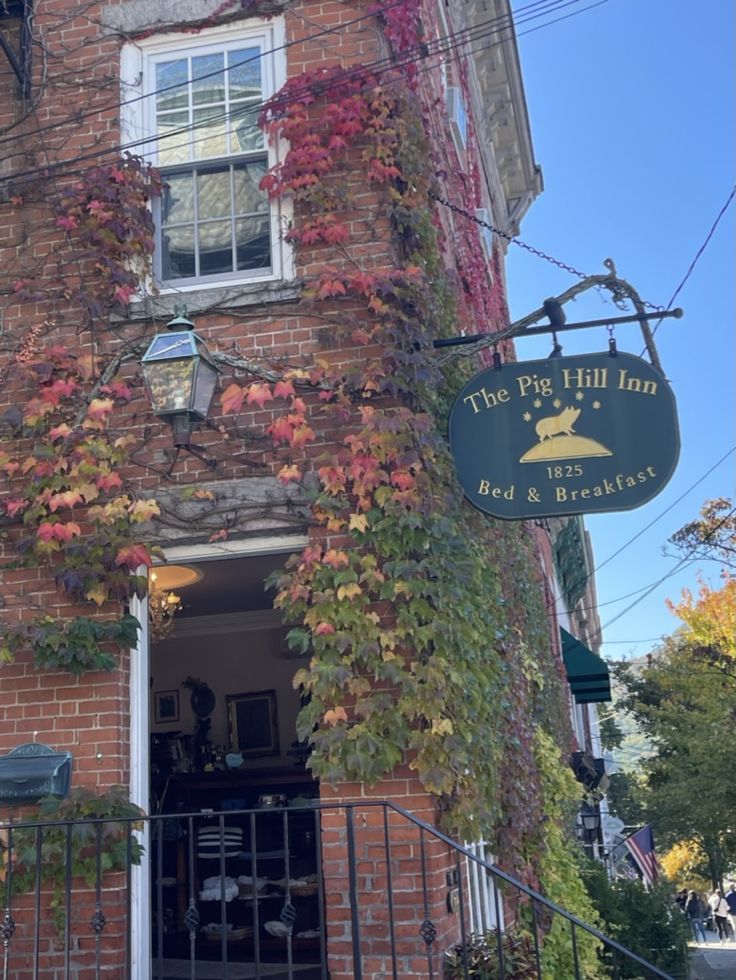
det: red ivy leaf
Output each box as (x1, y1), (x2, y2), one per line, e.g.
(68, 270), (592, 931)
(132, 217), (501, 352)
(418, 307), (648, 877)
(245, 383), (274, 408)
(116, 543), (153, 569)
(273, 379), (296, 400)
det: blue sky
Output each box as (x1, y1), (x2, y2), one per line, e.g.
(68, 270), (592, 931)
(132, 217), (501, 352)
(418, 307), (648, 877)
(505, 0), (735, 662)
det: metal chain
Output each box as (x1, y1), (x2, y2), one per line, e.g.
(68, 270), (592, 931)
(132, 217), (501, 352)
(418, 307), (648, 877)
(428, 190), (666, 312)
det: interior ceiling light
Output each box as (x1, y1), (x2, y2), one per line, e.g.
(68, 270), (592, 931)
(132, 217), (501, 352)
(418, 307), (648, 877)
(148, 564), (203, 642)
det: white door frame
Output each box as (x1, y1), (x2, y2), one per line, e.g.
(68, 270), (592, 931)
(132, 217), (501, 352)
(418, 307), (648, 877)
(128, 533), (309, 980)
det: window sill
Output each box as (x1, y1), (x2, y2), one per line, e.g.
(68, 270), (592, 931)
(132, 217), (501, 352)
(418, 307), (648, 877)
(125, 278), (303, 320)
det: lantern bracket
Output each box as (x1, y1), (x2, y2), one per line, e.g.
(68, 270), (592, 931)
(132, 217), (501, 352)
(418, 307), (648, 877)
(169, 416), (218, 470)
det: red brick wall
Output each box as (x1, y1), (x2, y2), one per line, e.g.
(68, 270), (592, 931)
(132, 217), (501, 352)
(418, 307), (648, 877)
(0, 1), (531, 975)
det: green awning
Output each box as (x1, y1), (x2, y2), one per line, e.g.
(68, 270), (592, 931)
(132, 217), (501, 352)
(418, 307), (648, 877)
(561, 628), (611, 704)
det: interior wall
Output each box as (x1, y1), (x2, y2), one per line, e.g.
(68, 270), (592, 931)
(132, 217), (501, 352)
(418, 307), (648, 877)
(150, 618), (303, 770)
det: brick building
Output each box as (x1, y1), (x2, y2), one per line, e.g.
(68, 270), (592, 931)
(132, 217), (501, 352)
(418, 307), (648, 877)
(0, 2), (612, 978)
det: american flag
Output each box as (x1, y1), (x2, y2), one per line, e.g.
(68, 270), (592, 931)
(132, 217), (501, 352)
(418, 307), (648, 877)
(624, 825), (659, 887)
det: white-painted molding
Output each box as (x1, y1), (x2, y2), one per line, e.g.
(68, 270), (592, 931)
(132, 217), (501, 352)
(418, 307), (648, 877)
(128, 594), (151, 980)
(130, 531), (307, 976)
(166, 608), (282, 639)
(160, 533), (309, 563)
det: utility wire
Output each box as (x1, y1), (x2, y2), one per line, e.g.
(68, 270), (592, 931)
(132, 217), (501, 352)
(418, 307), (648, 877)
(648, 184), (736, 344)
(0, 2), (616, 306)
(1, 0), (597, 183)
(549, 445), (736, 617)
(0, 0), (569, 151)
(0, 0), (408, 147)
(590, 558), (699, 612)
(593, 504), (736, 640)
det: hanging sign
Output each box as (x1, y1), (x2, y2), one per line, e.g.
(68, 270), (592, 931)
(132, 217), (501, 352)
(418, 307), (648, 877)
(448, 351), (679, 520)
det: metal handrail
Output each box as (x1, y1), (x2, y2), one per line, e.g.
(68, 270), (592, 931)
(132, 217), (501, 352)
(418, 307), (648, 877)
(0, 799), (678, 980)
(373, 799), (676, 979)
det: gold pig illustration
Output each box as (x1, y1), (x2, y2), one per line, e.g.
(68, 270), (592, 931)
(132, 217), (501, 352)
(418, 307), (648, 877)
(535, 406), (580, 441)
(520, 405), (612, 463)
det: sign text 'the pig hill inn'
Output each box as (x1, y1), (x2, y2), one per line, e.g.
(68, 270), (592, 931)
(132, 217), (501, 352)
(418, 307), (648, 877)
(449, 352), (680, 520)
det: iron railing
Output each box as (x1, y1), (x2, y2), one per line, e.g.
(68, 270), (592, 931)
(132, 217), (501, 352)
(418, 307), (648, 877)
(1, 800), (678, 979)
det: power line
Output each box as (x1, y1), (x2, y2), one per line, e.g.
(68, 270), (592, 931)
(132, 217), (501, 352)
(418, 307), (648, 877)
(593, 504), (736, 640)
(590, 557), (699, 612)
(1, 0), (598, 185)
(0, 0), (408, 147)
(0, 2), (615, 307)
(602, 639), (667, 645)
(0, 0), (543, 151)
(550, 446), (736, 617)
(648, 185), (736, 343)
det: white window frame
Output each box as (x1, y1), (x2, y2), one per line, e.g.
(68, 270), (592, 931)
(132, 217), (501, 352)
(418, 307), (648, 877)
(446, 85), (468, 154)
(120, 18), (292, 296)
(474, 207), (495, 263)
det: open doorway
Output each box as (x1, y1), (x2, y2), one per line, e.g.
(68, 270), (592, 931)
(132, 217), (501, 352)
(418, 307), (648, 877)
(147, 551), (324, 979)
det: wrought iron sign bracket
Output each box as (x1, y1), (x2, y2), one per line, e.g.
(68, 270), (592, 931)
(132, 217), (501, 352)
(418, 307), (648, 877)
(433, 263), (679, 375)
(0, 0), (33, 102)
(433, 307), (682, 350)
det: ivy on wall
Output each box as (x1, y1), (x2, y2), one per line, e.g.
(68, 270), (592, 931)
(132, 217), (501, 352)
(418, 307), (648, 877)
(0, 0), (581, 892)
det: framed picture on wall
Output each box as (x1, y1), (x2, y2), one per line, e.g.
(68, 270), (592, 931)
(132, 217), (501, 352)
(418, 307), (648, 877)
(226, 690), (279, 757)
(154, 690), (180, 724)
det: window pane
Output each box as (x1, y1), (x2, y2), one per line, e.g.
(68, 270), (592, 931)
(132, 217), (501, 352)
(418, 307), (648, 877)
(197, 167), (232, 220)
(148, 361), (196, 414)
(157, 111), (190, 165)
(193, 106), (227, 158)
(162, 172), (194, 224)
(156, 59), (188, 112)
(231, 102), (263, 152)
(199, 220), (234, 276)
(192, 53), (225, 106)
(234, 161), (268, 214)
(236, 217), (271, 271)
(228, 48), (261, 100)
(162, 225), (195, 279)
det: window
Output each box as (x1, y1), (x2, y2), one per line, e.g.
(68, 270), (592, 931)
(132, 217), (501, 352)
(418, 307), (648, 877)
(122, 20), (288, 291)
(474, 208), (494, 262)
(446, 85), (467, 154)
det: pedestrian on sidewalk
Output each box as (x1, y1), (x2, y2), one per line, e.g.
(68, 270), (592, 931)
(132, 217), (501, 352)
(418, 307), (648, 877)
(725, 883), (736, 941)
(686, 890), (708, 944)
(708, 889), (730, 943)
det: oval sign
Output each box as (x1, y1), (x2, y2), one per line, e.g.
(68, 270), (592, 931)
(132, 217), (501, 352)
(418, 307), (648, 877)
(448, 351), (679, 519)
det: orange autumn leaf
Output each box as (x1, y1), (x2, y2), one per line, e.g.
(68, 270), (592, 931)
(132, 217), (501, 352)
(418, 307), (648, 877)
(323, 706), (348, 725)
(116, 543), (152, 569)
(48, 489), (83, 512)
(87, 397), (114, 420)
(221, 383), (246, 415)
(277, 464), (302, 484)
(246, 383), (274, 409)
(323, 549), (349, 570)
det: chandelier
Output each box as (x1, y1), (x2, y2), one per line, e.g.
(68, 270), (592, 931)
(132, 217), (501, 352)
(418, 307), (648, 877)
(148, 565), (202, 642)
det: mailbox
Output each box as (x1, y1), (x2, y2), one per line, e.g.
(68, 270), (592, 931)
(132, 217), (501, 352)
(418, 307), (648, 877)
(0, 742), (73, 806)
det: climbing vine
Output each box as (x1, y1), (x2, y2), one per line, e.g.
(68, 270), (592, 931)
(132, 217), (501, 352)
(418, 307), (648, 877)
(215, 8), (573, 873)
(0, 0), (582, 895)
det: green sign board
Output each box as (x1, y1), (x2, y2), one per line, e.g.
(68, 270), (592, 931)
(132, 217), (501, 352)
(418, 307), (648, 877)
(448, 351), (679, 520)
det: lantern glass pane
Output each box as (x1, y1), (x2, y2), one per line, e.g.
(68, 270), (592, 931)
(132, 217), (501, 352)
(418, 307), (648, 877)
(146, 359), (196, 414)
(191, 360), (219, 417)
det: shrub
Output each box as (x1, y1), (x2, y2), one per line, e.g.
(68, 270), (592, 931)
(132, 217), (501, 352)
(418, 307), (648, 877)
(444, 928), (538, 979)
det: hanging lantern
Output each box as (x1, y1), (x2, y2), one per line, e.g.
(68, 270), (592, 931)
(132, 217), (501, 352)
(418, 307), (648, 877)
(141, 311), (220, 449)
